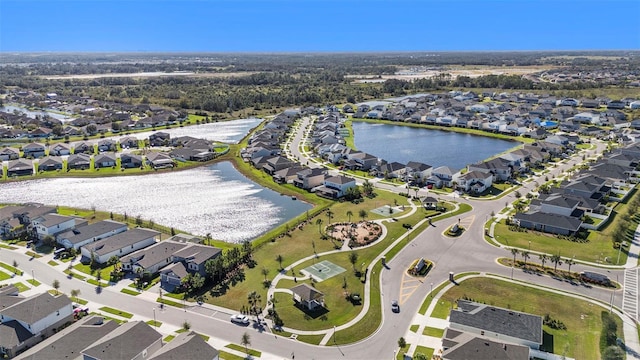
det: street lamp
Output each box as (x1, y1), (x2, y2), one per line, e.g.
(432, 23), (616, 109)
(528, 241), (531, 251)
(31, 269), (34, 281)
(430, 282), (433, 297)
(333, 325), (337, 344)
(153, 308), (157, 328)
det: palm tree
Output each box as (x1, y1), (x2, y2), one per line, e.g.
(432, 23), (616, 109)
(359, 209), (368, 223)
(276, 254), (284, 270)
(205, 233), (212, 246)
(241, 332), (251, 354)
(565, 257), (576, 273)
(510, 248), (518, 266)
(247, 291), (261, 317)
(551, 254), (562, 272)
(261, 267), (270, 282)
(316, 218), (323, 235)
(539, 254), (548, 269)
(70, 289), (80, 303)
(346, 210), (353, 223)
(521, 250), (530, 268)
(52, 279), (60, 295)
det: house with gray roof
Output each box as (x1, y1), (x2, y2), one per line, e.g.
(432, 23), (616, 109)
(316, 175), (357, 199)
(57, 220), (127, 250)
(291, 283), (324, 310)
(21, 143), (45, 159)
(0, 292), (73, 358)
(32, 213), (76, 240)
(430, 166), (459, 188)
(160, 243), (222, 289)
(120, 240), (188, 275)
(81, 228), (160, 264)
(449, 300), (543, 349)
(454, 170), (493, 194)
(81, 321), (162, 360)
(16, 316), (120, 360)
(441, 328), (530, 360)
(67, 153), (92, 170)
(0, 147), (19, 161)
(513, 211), (582, 236)
(94, 153), (116, 169)
(7, 159), (33, 177)
(37, 156), (63, 171)
(148, 331), (219, 360)
(293, 168), (326, 190)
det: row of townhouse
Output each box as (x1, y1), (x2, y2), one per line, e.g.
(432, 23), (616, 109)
(243, 112), (359, 199)
(1, 286), (218, 359)
(513, 143), (640, 236)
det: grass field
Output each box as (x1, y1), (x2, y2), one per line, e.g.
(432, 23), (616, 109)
(98, 306), (134, 319)
(438, 277), (622, 360)
(225, 344), (261, 357)
(422, 326), (444, 337)
(0, 261), (22, 275)
(0, 271), (11, 281)
(26, 279), (41, 287)
(413, 346), (434, 359)
(120, 288), (141, 296)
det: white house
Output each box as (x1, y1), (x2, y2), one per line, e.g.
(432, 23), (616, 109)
(81, 228), (160, 264)
(315, 175), (357, 199)
(454, 171), (493, 194)
(31, 214), (76, 240)
(57, 220), (127, 250)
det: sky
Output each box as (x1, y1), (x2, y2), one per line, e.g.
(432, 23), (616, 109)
(1, 0), (639, 52)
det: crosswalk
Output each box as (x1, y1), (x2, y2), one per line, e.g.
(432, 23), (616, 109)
(623, 268), (638, 321)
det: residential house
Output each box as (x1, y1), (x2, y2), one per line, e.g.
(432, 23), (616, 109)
(454, 171), (493, 194)
(0, 292), (73, 358)
(148, 331), (219, 360)
(121, 240), (187, 275)
(441, 328), (530, 360)
(429, 166), (459, 188)
(449, 300), (543, 349)
(467, 158), (512, 181)
(273, 165), (305, 184)
(15, 315), (120, 360)
(160, 244), (222, 289)
(119, 136), (139, 149)
(37, 156), (63, 172)
(66, 153), (91, 170)
(263, 156), (296, 175)
(120, 153), (143, 168)
(72, 141), (94, 155)
(376, 161), (406, 179)
(149, 132), (170, 147)
(31, 214), (76, 240)
(80, 321), (163, 360)
(97, 139), (117, 152)
(146, 152), (174, 169)
(81, 228), (160, 264)
(293, 168), (326, 190)
(48, 143), (70, 156)
(21, 143), (45, 159)
(57, 220), (127, 250)
(94, 153), (117, 169)
(0, 205), (57, 239)
(513, 211), (582, 236)
(0, 147), (19, 161)
(346, 151), (378, 171)
(290, 284), (324, 310)
(7, 159), (33, 177)
(405, 161), (433, 184)
(316, 175), (357, 199)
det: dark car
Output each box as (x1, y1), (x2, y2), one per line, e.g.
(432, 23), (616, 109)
(391, 300), (400, 313)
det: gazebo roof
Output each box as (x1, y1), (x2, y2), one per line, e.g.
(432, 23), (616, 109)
(291, 283), (324, 302)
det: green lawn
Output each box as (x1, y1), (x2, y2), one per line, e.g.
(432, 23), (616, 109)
(422, 326), (444, 337)
(73, 263), (115, 282)
(163, 335), (175, 342)
(438, 277), (622, 360)
(218, 350), (245, 360)
(0, 243), (18, 250)
(293, 333), (325, 345)
(157, 297), (185, 308)
(12, 282), (29, 292)
(98, 306), (134, 319)
(146, 320), (163, 327)
(409, 324), (419, 333)
(26, 279), (41, 287)
(47, 260), (59, 266)
(493, 220), (620, 264)
(87, 278), (109, 287)
(0, 271), (10, 281)
(64, 269), (87, 281)
(225, 344), (261, 357)
(413, 346), (434, 359)
(0, 261), (22, 275)
(120, 288), (141, 296)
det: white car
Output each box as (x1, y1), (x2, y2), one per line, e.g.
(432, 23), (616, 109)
(230, 314), (250, 325)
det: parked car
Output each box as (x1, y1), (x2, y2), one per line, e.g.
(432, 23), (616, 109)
(230, 314), (250, 325)
(391, 300), (400, 313)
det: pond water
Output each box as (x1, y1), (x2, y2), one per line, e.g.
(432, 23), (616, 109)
(352, 122), (518, 171)
(1, 105), (74, 122)
(111, 118), (263, 144)
(0, 161), (311, 243)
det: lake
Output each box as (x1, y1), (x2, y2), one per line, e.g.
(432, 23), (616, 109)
(1, 105), (74, 122)
(351, 122), (518, 170)
(0, 161), (311, 243)
(111, 118), (263, 144)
